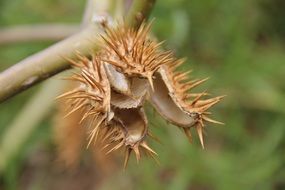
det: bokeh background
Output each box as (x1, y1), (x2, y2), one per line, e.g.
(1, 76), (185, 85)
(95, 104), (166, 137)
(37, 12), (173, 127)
(1, 0), (285, 189)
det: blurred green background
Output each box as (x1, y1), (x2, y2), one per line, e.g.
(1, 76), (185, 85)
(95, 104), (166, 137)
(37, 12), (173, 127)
(1, 0), (285, 189)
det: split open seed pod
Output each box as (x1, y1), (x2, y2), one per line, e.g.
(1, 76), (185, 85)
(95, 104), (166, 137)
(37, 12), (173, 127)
(55, 20), (224, 168)
(102, 108), (156, 168)
(149, 59), (224, 148)
(111, 77), (149, 109)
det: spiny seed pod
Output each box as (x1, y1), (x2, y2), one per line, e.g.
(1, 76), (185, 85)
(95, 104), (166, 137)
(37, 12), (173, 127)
(56, 20), (224, 168)
(102, 108), (157, 168)
(157, 61), (225, 148)
(56, 52), (112, 146)
(100, 21), (173, 90)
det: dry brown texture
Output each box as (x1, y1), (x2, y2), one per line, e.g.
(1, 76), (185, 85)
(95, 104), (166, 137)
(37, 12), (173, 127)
(56, 21), (223, 167)
(158, 62), (225, 148)
(100, 22), (173, 90)
(102, 108), (156, 168)
(57, 53), (112, 147)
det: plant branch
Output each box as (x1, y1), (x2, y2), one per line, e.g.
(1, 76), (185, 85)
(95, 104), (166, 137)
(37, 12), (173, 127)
(0, 24), (79, 45)
(126, 0), (156, 28)
(0, 0), (156, 103)
(0, 25), (99, 102)
(82, 0), (112, 26)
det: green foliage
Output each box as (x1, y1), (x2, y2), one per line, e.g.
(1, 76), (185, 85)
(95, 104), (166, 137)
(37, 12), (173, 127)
(1, 0), (285, 189)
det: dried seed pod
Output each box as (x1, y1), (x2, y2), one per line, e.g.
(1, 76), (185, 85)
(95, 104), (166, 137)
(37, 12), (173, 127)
(104, 63), (131, 95)
(100, 22), (172, 90)
(102, 108), (156, 168)
(111, 77), (149, 109)
(55, 21), (224, 168)
(157, 61), (225, 148)
(149, 73), (197, 127)
(57, 53), (112, 146)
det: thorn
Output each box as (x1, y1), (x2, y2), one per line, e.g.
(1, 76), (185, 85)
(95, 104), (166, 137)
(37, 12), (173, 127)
(79, 109), (92, 124)
(55, 89), (81, 100)
(197, 98), (223, 112)
(101, 127), (116, 142)
(169, 58), (186, 70)
(141, 141), (157, 155)
(86, 114), (101, 148)
(183, 128), (193, 143)
(153, 40), (165, 49)
(61, 76), (86, 83)
(63, 103), (85, 118)
(103, 59), (123, 68)
(196, 124), (204, 149)
(93, 115), (107, 143)
(145, 150), (160, 166)
(133, 145), (141, 163)
(183, 92), (209, 101)
(106, 141), (124, 155)
(173, 70), (192, 82)
(61, 55), (82, 68)
(190, 91), (208, 105)
(194, 95), (225, 107)
(147, 74), (155, 91)
(203, 116), (224, 125)
(101, 35), (127, 62)
(101, 143), (111, 151)
(182, 78), (209, 91)
(123, 148), (131, 170)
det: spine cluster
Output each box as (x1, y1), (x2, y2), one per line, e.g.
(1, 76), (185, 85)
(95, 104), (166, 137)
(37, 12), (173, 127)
(57, 21), (224, 167)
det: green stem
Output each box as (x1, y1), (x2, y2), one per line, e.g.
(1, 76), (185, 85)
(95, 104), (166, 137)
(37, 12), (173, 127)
(126, 0), (156, 28)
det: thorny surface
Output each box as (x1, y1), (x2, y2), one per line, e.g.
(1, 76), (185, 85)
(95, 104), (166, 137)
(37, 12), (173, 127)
(56, 22), (224, 167)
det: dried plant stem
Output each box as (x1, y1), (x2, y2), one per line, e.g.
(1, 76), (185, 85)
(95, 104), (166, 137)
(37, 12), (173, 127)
(0, 0), (156, 103)
(0, 24), (79, 45)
